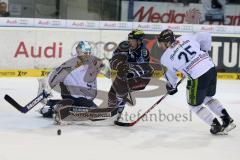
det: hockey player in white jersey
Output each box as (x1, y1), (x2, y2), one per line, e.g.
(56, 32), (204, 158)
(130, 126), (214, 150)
(157, 29), (236, 134)
(39, 41), (105, 118)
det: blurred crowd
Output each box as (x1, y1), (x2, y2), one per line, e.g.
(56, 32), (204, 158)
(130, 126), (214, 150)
(0, 1), (9, 17)
(0, 0), (239, 24)
(137, 0), (239, 4)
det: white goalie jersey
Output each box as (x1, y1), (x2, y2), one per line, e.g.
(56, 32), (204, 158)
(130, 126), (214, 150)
(160, 32), (214, 87)
(48, 56), (104, 99)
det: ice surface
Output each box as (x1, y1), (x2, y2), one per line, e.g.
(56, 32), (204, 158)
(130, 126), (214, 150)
(0, 78), (239, 160)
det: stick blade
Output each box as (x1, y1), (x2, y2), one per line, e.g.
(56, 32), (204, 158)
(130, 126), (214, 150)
(114, 120), (135, 127)
(4, 94), (24, 112)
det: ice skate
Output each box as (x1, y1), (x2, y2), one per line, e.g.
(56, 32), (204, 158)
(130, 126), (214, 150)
(210, 118), (226, 135)
(39, 105), (54, 118)
(221, 109), (236, 132)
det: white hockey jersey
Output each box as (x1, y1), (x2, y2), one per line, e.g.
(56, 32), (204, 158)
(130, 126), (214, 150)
(63, 62), (97, 99)
(48, 56), (103, 99)
(160, 32), (214, 88)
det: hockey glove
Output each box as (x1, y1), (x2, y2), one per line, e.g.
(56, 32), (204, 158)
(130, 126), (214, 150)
(116, 63), (128, 77)
(126, 72), (135, 79)
(110, 54), (127, 70)
(166, 83), (178, 95)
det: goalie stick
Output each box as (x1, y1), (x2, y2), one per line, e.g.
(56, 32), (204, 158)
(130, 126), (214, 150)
(4, 90), (50, 113)
(114, 78), (185, 127)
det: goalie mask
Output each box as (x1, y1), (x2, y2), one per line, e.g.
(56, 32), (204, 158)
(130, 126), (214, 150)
(76, 41), (92, 56)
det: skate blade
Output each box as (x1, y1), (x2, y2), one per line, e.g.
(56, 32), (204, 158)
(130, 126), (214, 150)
(224, 123), (236, 132)
(216, 130), (228, 135)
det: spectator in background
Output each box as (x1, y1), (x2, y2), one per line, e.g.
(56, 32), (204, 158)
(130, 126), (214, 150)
(201, 0), (225, 23)
(173, 0), (199, 6)
(0, 2), (10, 17)
(182, 0), (190, 6)
(228, 0), (240, 4)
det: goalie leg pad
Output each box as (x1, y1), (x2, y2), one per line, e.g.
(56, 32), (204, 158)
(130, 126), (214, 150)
(55, 104), (118, 122)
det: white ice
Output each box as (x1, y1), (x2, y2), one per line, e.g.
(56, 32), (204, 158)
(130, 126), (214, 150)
(0, 78), (239, 160)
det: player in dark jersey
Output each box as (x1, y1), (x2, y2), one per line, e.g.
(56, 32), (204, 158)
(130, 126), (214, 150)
(108, 29), (154, 119)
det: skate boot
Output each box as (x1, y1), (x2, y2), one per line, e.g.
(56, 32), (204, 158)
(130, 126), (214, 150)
(221, 109), (236, 132)
(39, 106), (54, 118)
(210, 118), (224, 135)
(39, 99), (63, 118)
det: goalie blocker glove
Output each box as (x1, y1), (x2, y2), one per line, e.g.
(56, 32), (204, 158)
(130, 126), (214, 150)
(166, 83), (178, 95)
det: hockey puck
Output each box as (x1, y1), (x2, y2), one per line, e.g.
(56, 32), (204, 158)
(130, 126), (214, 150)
(57, 129), (61, 135)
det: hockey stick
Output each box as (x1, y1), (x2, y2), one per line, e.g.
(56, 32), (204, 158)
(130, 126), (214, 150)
(114, 78), (185, 127)
(4, 90), (50, 113)
(124, 76), (134, 106)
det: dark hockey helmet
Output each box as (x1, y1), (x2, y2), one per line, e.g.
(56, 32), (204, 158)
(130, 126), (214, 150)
(157, 29), (175, 44)
(128, 29), (144, 41)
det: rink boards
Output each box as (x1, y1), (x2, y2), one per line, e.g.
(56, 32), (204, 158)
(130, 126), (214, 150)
(0, 69), (239, 80)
